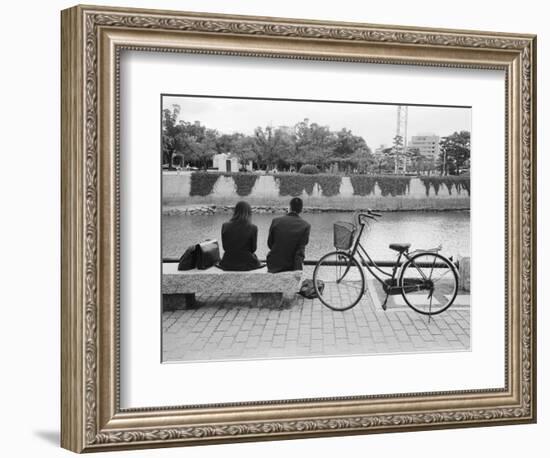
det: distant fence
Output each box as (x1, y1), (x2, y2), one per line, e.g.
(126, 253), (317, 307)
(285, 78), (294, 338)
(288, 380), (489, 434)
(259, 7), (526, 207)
(163, 172), (470, 211)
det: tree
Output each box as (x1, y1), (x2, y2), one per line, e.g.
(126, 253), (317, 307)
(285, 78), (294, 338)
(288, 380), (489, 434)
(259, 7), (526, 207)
(162, 105), (185, 168)
(185, 127), (218, 170)
(333, 128), (374, 173)
(215, 133), (239, 155)
(406, 147), (422, 174)
(231, 135), (257, 169)
(161, 105), (219, 169)
(162, 109), (379, 174)
(273, 129), (298, 169)
(379, 146), (396, 173)
(392, 134), (404, 174)
(294, 119), (336, 170)
(439, 131), (471, 175)
(253, 126), (294, 170)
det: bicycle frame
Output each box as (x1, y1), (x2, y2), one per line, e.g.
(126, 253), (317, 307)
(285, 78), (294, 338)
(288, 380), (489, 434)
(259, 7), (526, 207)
(346, 220), (454, 291)
(348, 220), (396, 284)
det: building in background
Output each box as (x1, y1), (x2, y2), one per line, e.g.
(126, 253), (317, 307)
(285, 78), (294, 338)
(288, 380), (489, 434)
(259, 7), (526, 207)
(212, 153), (253, 172)
(408, 134), (440, 159)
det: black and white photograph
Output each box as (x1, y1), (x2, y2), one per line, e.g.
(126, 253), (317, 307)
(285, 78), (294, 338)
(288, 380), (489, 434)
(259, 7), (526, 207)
(1, 0), (542, 455)
(161, 94), (472, 363)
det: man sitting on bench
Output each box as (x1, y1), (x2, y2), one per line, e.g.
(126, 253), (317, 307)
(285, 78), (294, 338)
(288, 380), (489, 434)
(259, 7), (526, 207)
(266, 197), (311, 273)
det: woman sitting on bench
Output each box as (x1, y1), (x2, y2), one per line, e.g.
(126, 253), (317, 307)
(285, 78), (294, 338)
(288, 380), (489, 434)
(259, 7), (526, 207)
(218, 201), (263, 271)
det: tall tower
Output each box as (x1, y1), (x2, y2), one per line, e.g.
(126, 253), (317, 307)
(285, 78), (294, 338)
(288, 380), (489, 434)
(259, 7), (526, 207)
(394, 105), (409, 173)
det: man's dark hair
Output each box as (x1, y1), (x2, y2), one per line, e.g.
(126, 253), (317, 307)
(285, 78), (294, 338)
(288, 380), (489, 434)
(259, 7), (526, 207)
(290, 197), (303, 214)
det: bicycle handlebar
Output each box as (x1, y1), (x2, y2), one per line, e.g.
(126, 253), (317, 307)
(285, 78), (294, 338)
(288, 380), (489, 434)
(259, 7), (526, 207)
(354, 209), (382, 225)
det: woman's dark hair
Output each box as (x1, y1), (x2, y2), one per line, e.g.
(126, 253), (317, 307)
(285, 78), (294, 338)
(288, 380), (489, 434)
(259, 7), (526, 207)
(230, 201), (252, 223)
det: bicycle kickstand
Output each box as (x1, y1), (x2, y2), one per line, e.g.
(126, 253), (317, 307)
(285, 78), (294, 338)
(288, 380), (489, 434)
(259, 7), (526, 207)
(381, 294), (389, 311)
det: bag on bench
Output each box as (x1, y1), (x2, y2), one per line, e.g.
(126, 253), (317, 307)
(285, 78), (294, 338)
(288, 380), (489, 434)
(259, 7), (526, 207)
(177, 245), (197, 271)
(177, 239), (220, 271)
(196, 240), (220, 270)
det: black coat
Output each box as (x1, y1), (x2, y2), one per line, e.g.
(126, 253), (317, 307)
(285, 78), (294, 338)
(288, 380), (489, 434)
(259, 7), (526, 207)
(219, 220), (262, 271)
(266, 212), (311, 273)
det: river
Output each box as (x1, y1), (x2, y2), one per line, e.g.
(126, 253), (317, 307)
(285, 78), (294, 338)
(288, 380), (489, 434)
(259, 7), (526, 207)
(162, 211), (470, 262)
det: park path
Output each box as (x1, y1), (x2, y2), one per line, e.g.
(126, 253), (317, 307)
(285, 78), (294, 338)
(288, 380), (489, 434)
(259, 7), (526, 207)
(162, 277), (470, 363)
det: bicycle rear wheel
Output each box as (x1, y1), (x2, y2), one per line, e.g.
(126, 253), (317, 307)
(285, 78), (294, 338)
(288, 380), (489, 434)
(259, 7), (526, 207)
(313, 251), (365, 311)
(399, 252), (458, 315)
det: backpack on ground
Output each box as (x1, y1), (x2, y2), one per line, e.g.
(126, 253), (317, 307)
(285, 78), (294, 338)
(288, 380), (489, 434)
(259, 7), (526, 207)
(299, 279), (325, 299)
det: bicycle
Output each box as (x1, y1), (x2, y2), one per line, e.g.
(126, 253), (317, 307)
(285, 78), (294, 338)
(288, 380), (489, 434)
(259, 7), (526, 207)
(312, 210), (459, 315)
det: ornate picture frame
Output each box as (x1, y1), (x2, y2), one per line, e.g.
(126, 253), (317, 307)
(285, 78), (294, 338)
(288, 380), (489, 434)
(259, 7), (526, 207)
(61, 4), (536, 453)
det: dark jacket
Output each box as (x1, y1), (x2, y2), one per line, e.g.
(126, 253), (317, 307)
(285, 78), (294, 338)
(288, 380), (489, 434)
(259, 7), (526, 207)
(266, 212), (311, 273)
(219, 220), (262, 271)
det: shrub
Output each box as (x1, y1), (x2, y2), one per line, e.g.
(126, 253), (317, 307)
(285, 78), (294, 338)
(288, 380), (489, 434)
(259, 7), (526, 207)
(275, 174), (317, 196)
(420, 177), (430, 196)
(432, 180), (441, 195)
(420, 176), (470, 196)
(449, 175), (470, 195)
(376, 176), (411, 197)
(298, 164), (320, 175)
(420, 177), (440, 196)
(442, 177), (455, 195)
(350, 175), (377, 196)
(459, 178), (470, 195)
(316, 175), (342, 197)
(231, 173), (258, 196)
(303, 176), (316, 195)
(351, 175), (410, 197)
(189, 172), (221, 196)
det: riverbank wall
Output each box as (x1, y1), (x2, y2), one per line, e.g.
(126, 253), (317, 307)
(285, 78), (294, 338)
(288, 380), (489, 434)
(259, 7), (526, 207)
(163, 172), (470, 211)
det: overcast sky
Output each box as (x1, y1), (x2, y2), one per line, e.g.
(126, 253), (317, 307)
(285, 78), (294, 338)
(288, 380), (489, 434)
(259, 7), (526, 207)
(162, 95), (471, 148)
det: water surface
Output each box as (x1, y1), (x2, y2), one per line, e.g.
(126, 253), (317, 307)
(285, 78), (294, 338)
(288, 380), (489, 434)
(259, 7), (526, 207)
(162, 211), (470, 262)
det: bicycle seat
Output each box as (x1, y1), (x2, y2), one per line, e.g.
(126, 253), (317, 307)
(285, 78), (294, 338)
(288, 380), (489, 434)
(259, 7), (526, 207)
(389, 243), (411, 253)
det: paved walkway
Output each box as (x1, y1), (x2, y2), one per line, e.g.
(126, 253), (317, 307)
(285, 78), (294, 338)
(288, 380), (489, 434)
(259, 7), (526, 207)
(162, 275), (470, 362)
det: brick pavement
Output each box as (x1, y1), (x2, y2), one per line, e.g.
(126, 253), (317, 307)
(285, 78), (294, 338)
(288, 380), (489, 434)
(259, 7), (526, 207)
(162, 275), (470, 362)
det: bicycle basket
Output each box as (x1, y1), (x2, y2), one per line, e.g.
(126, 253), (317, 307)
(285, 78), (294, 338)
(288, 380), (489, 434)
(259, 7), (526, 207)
(333, 221), (355, 250)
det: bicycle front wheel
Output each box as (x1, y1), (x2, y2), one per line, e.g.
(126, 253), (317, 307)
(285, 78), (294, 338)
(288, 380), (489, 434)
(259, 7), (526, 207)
(399, 252), (458, 315)
(313, 251), (365, 311)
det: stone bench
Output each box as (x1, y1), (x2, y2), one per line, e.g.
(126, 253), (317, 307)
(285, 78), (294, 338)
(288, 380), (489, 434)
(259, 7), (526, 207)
(162, 263), (303, 310)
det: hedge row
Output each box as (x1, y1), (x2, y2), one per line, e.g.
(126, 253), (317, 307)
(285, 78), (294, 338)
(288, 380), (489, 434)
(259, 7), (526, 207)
(420, 176), (470, 196)
(274, 174), (343, 197)
(188, 172), (421, 198)
(376, 176), (411, 197)
(349, 175), (377, 196)
(189, 172), (345, 198)
(189, 172), (259, 197)
(189, 173), (222, 196)
(316, 175), (342, 197)
(233, 174), (259, 196)
(349, 175), (411, 196)
(276, 174), (317, 196)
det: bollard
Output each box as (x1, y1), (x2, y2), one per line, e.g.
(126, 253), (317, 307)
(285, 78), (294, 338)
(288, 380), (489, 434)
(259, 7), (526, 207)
(457, 256), (471, 292)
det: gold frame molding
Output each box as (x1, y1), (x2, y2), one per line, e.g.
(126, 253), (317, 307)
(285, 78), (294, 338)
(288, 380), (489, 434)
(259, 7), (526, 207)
(61, 4), (537, 453)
